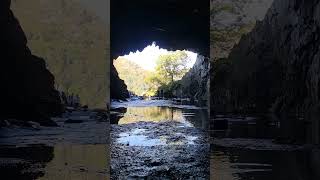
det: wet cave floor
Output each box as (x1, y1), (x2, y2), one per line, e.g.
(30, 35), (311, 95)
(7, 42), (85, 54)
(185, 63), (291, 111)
(210, 115), (320, 180)
(0, 108), (110, 180)
(110, 100), (210, 179)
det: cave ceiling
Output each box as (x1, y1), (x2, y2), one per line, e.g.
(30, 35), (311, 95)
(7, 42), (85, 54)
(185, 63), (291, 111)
(111, 0), (209, 59)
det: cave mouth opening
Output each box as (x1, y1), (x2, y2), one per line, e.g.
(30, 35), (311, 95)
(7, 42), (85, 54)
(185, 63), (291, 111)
(113, 42), (198, 98)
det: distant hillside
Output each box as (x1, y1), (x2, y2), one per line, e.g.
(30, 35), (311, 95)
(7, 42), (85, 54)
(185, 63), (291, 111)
(114, 58), (151, 96)
(11, 0), (108, 108)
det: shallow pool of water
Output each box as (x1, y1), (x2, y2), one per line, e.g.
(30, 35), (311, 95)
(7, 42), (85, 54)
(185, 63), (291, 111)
(116, 128), (200, 146)
(211, 114), (320, 180)
(111, 100), (210, 178)
(0, 144), (109, 180)
(111, 105), (208, 129)
(211, 146), (320, 180)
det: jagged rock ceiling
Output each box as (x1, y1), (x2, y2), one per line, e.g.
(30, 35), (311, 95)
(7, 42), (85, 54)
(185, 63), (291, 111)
(111, 0), (210, 59)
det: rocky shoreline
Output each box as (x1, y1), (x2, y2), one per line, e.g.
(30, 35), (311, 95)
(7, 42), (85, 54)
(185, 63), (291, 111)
(0, 106), (110, 179)
(0, 107), (109, 146)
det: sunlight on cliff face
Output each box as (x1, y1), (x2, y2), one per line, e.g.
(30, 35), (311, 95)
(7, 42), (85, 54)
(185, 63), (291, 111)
(119, 42), (197, 71)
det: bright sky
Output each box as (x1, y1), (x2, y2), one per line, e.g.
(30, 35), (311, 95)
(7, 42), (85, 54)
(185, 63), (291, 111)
(119, 42), (198, 71)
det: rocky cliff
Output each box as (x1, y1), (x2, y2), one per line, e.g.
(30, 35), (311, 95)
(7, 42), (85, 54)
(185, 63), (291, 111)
(211, 0), (320, 118)
(110, 63), (129, 100)
(179, 55), (209, 106)
(11, 0), (108, 108)
(0, 0), (62, 125)
(210, 0), (273, 61)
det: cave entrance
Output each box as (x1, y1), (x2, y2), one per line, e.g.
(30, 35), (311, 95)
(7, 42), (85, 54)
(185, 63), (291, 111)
(110, 0), (210, 177)
(110, 42), (209, 178)
(113, 42), (198, 100)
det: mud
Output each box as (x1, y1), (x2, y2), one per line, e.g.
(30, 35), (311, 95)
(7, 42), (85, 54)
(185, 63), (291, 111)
(110, 104), (210, 180)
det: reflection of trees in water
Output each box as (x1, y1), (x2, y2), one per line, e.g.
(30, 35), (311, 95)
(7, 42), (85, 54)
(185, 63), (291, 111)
(114, 106), (208, 128)
(117, 107), (184, 124)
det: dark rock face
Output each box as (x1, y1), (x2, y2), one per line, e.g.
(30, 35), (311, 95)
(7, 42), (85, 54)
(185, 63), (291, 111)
(179, 55), (209, 106)
(211, 0), (320, 116)
(11, 0), (109, 108)
(0, 0), (62, 124)
(210, 0), (273, 61)
(110, 64), (129, 100)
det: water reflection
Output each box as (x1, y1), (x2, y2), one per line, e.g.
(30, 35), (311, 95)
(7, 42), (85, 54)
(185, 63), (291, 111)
(211, 114), (320, 180)
(117, 129), (165, 146)
(212, 114), (316, 143)
(116, 128), (199, 146)
(110, 101), (210, 178)
(0, 144), (109, 180)
(38, 144), (109, 180)
(112, 106), (208, 128)
(211, 146), (320, 180)
(0, 145), (54, 179)
(212, 115), (279, 139)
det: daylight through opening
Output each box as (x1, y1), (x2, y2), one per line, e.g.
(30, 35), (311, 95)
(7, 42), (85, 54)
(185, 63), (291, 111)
(114, 42), (198, 98)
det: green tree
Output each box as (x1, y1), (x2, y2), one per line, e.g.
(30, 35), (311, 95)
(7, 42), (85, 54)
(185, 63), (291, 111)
(146, 50), (191, 96)
(115, 50), (192, 97)
(155, 50), (190, 84)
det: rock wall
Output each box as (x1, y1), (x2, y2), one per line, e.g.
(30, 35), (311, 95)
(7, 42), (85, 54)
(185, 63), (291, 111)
(211, 0), (320, 117)
(0, 0), (62, 124)
(179, 55), (209, 106)
(210, 0), (274, 61)
(11, 0), (108, 108)
(110, 63), (129, 100)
